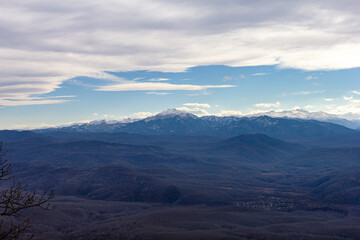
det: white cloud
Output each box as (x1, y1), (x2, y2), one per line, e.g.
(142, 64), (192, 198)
(183, 103), (211, 108)
(148, 78), (170, 82)
(146, 92), (171, 95)
(352, 90), (360, 95)
(187, 91), (210, 96)
(344, 96), (360, 105)
(324, 98), (334, 102)
(325, 96), (360, 115)
(176, 107), (209, 116)
(2, 1), (360, 105)
(117, 111), (154, 120)
(223, 74), (245, 81)
(252, 73), (267, 76)
(223, 76), (233, 81)
(215, 110), (243, 116)
(281, 90), (325, 97)
(254, 101), (281, 108)
(175, 103), (212, 116)
(94, 111), (155, 121)
(0, 98), (70, 107)
(97, 82), (235, 91)
(306, 75), (317, 80)
(304, 105), (315, 109)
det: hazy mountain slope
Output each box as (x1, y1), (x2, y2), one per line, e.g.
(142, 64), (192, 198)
(7, 140), (179, 170)
(310, 169), (360, 204)
(286, 148), (360, 169)
(0, 130), (44, 142)
(208, 134), (304, 162)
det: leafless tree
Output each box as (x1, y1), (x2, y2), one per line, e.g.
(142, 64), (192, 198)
(0, 142), (53, 240)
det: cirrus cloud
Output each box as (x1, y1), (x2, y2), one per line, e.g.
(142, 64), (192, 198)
(96, 82), (235, 91)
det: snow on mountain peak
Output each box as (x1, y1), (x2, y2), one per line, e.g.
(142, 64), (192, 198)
(247, 109), (340, 120)
(147, 109), (198, 120)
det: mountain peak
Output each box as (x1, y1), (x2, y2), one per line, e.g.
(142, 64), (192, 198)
(152, 109), (198, 119)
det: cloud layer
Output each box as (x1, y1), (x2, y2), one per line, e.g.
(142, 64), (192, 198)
(97, 82), (234, 91)
(2, 1), (360, 104)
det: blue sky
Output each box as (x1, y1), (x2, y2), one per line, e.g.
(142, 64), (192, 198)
(0, 1), (360, 129)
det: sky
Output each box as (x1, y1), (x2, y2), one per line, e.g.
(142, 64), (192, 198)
(1, 0), (360, 129)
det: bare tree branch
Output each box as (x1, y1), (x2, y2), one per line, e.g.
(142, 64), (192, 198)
(0, 142), (54, 239)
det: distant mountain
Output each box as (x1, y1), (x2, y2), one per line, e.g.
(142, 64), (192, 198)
(146, 109), (197, 120)
(114, 109), (210, 135)
(247, 109), (360, 129)
(0, 130), (44, 142)
(35, 119), (129, 133)
(33, 109), (360, 143)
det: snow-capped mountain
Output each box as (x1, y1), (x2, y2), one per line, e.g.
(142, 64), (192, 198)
(35, 118), (139, 133)
(34, 108), (360, 134)
(145, 109), (198, 121)
(246, 109), (360, 129)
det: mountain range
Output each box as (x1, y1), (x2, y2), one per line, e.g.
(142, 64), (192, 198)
(33, 109), (360, 133)
(34, 109), (360, 144)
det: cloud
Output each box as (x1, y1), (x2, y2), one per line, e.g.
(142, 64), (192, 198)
(352, 90), (360, 95)
(2, 1), (360, 105)
(222, 76), (233, 81)
(254, 101), (281, 108)
(0, 98), (70, 107)
(280, 90), (325, 97)
(324, 98), (334, 102)
(0, 95), (74, 107)
(215, 110), (243, 116)
(187, 91), (210, 96)
(148, 78), (170, 82)
(252, 73), (267, 76)
(304, 105), (315, 109)
(343, 96), (360, 105)
(97, 82), (235, 91)
(325, 96), (360, 115)
(127, 112), (154, 119)
(183, 103), (211, 108)
(175, 103), (211, 116)
(306, 75), (317, 80)
(293, 90), (325, 95)
(146, 92), (171, 95)
(96, 111), (155, 121)
(176, 107), (209, 116)
(223, 74), (245, 81)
